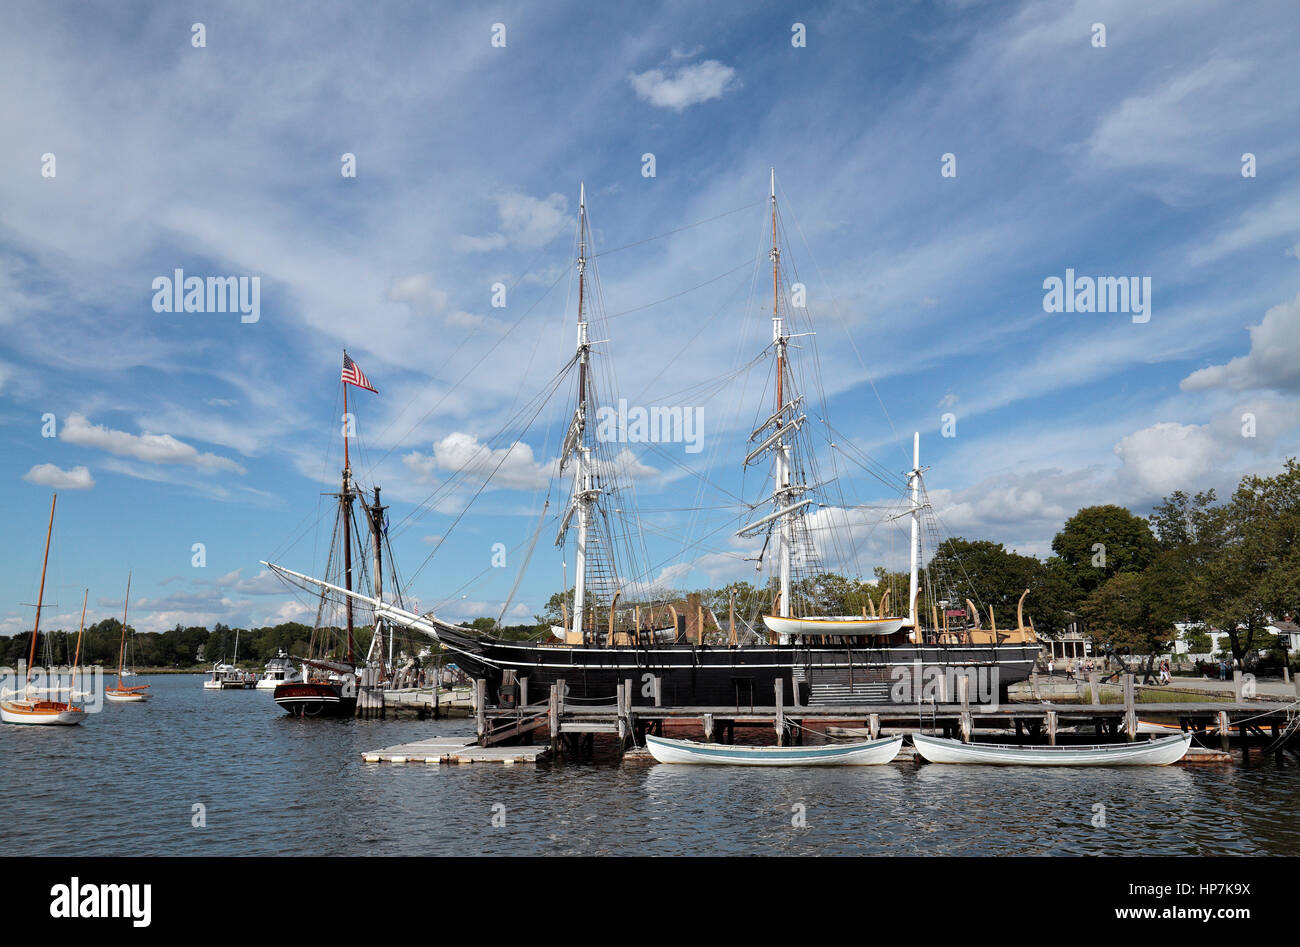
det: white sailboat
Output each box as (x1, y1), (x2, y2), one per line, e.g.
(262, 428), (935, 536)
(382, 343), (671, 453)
(0, 494), (88, 726)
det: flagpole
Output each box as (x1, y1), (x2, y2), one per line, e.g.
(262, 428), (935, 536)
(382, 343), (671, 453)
(342, 350), (350, 473)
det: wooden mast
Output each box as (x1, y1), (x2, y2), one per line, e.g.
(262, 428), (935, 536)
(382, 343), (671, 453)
(370, 485), (387, 679)
(771, 169), (791, 620)
(71, 588), (87, 702)
(25, 493), (56, 685)
(341, 352), (355, 666)
(116, 570), (132, 686)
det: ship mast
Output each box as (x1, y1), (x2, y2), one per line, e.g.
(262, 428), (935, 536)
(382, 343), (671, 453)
(367, 486), (387, 679)
(569, 182), (595, 645)
(770, 169), (791, 620)
(736, 170), (814, 637)
(907, 432), (921, 638)
(341, 354), (356, 666)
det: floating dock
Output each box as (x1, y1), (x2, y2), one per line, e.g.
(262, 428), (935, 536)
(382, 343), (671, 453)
(362, 736), (548, 765)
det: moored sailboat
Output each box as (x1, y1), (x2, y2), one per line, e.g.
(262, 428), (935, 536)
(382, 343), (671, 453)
(0, 494), (88, 726)
(105, 571), (150, 703)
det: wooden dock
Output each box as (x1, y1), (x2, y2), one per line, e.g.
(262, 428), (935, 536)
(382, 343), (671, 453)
(469, 674), (1299, 762)
(357, 674), (1294, 766)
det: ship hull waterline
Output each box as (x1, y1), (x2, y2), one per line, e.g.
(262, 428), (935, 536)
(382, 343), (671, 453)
(273, 681), (357, 718)
(433, 628), (1037, 707)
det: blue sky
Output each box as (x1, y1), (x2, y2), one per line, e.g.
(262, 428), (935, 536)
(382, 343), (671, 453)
(1, 0), (1298, 636)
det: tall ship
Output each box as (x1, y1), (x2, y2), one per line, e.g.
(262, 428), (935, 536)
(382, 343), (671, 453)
(272, 351), (408, 717)
(268, 175), (1039, 709)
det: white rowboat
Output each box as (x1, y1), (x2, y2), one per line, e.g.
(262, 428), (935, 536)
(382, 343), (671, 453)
(645, 733), (903, 766)
(762, 615), (908, 637)
(912, 732), (1192, 766)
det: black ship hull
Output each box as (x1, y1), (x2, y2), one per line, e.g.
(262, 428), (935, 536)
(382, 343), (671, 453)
(435, 627), (1037, 708)
(273, 681), (357, 717)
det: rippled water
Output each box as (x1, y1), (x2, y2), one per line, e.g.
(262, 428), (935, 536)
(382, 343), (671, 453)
(3, 674), (1298, 856)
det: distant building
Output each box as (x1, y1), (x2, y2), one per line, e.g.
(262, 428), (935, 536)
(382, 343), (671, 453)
(1042, 630), (1091, 661)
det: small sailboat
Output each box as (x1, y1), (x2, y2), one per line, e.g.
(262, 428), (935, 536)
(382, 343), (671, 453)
(0, 494), (88, 726)
(911, 732), (1192, 766)
(104, 571), (150, 703)
(645, 733), (903, 766)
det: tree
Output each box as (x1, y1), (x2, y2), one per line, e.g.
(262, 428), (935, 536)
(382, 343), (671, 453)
(1196, 460), (1300, 665)
(1081, 571), (1177, 683)
(928, 538), (1047, 628)
(1051, 505), (1157, 598)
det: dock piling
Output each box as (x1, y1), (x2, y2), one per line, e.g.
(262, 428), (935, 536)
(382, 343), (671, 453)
(1123, 673), (1136, 741)
(774, 678), (785, 746)
(474, 678), (487, 745)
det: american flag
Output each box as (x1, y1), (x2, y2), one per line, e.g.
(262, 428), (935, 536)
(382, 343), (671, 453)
(341, 351), (377, 392)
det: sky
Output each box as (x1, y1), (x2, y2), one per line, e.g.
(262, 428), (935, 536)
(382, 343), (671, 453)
(1, 0), (1298, 638)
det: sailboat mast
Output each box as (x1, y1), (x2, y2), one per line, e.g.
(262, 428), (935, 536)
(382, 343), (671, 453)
(770, 169), (791, 619)
(572, 181), (592, 644)
(117, 570), (132, 683)
(908, 432), (921, 637)
(72, 588), (87, 699)
(25, 493), (56, 684)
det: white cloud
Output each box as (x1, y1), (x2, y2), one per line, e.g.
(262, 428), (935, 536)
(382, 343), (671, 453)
(629, 60), (737, 110)
(1113, 422), (1220, 497)
(385, 274), (482, 328)
(1181, 292), (1300, 393)
(22, 463), (94, 490)
(402, 431), (552, 491)
(454, 191), (570, 254)
(61, 414), (245, 473)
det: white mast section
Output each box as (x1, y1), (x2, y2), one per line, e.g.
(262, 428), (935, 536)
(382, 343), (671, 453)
(907, 431), (921, 638)
(567, 182), (595, 645)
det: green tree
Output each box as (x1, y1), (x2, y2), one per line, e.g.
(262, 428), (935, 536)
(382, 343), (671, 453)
(1052, 505), (1157, 598)
(1081, 571), (1177, 683)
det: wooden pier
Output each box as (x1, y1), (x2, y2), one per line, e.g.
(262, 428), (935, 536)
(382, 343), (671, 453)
(469, 674), (1300, 762)
(353, 666), (474, 720)
(359, 673), (1296, 767)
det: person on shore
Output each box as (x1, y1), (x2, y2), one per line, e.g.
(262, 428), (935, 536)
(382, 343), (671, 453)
(1218, 660), (1227, 681)
(1066, 661), (1076, 682)
(1048, 658), (1055, 678)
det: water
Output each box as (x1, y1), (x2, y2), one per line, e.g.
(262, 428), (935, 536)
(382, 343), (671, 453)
(3, 673), (1298, 856)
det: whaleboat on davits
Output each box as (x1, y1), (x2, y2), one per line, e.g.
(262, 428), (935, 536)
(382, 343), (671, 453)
(265, 173), (1039, 709)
